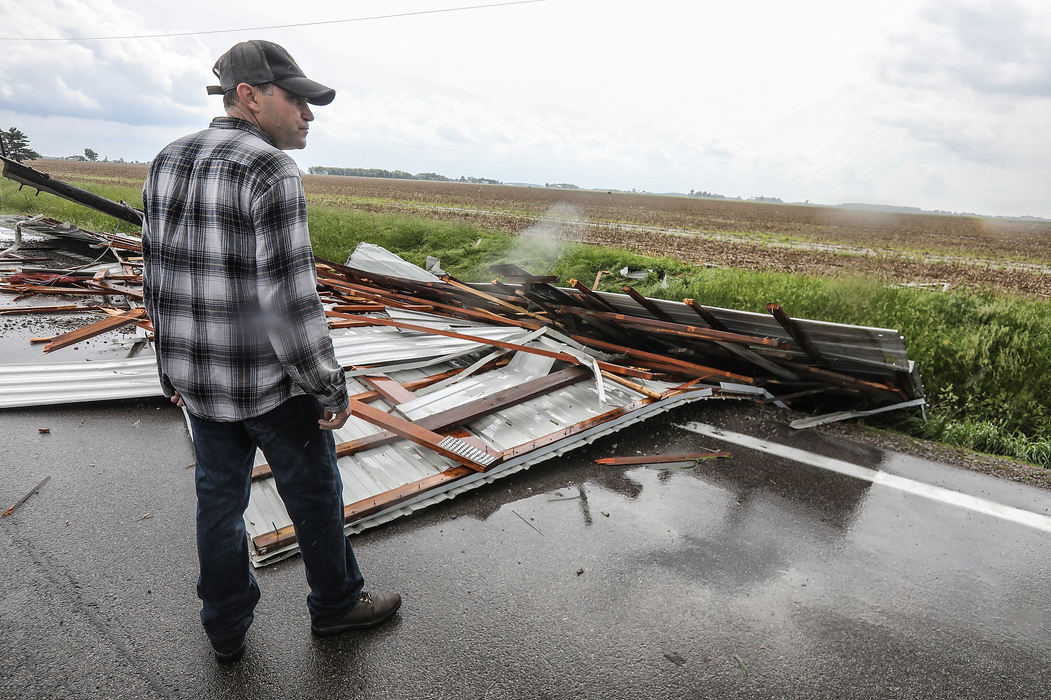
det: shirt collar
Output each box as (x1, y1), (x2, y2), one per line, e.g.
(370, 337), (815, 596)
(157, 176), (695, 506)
(208, 116), (275, 147)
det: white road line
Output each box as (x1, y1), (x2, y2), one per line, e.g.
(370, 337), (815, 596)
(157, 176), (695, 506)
(677, 422), (1051, 534)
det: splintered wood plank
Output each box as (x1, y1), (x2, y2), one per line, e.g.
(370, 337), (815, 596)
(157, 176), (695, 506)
(252, 466), (476, 554)
(442, 275), (548, 322)
(361, 375), (417, 405)
(86, 280), (143, 301)
(330, 312), (654, 379)
(43, 308), (146, 353)
(563, 332), (756, 384)
(621, 285), (676, 322)
(568, 279), (618, 312)
(683, 298), (730, 332)
(561, 307), (788, 349)
(346, 399), (498, 472)
(766, 303), (825, 365)
(0, 305), (105, 315)
(251, 359), (512, 479)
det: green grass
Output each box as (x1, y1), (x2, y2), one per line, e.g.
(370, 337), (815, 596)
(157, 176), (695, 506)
(309, 206), (515, 271)
(4, 180), (1049, 468)
(0, 178), (143, 234)
(554, 248), (1051, 467)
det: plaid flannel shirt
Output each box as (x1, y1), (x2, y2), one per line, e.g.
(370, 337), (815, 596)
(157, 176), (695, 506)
(141, 117), (348, 421)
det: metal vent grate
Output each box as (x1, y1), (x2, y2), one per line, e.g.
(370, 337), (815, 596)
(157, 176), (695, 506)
(437, 436), (497, 466)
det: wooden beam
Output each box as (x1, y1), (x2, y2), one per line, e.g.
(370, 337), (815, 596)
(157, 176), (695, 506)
(319, 275), (538, 329)
(43, 308), (146, 353)
(563, 332), (757, 384)
(251, 365), (590, 481)
(0, 304), (105, 315)
(683, 298), (730, 332)
(568, 279), (618, 313)
(766, 303), (826, 365)
(771, 361), (906, 400)
(330, 304), (387, 313)
(621, 285), (676, 322)
(86, 280), (143, 301)
(560, 307), (789, 349)
(252, 466), (476, 554)
(678, 301), (802, 380)
(346, 399), (498, 471)
(442, 275), (548, 322)
(361, 375), (417, 405)
(599, 370), (664, 399)
(329, 312), (656, 379)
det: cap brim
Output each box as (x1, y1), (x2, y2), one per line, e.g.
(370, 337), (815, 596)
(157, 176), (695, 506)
(274, 76), (336, 106)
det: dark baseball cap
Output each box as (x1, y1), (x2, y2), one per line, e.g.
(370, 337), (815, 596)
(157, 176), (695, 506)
(206, 40), (335, 106)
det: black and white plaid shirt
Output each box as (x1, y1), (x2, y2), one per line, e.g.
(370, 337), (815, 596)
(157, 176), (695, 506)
(142, 117), (347, 421)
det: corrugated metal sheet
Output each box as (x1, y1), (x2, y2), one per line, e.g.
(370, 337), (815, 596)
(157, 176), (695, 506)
(471, 282), (918, 385)
(3, 238), (928, 568)
(342, 241), (443, 282)
(0, 320), (525, 408)
(246, 344), (713, 565)
(0, 354), (164, 408)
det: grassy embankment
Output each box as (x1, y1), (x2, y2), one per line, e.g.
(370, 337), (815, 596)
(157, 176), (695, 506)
(3, 177), (1049, 468)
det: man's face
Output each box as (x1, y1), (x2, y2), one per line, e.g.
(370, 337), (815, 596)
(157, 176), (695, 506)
(254, 85), (314, 150)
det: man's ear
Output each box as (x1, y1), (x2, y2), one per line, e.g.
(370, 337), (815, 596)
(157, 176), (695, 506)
(236, 83), (261, 112)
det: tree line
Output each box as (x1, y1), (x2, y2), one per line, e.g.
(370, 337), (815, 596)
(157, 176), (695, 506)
(1, 125), (103, 163)
(1, 126), (41, 161)
(308, 166), (500, 184)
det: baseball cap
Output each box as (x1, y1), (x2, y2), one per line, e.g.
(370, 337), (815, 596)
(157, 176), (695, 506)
(206, 40), (335, 106)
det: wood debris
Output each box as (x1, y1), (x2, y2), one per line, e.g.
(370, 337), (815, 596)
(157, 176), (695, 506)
(0, 165), (927, 563)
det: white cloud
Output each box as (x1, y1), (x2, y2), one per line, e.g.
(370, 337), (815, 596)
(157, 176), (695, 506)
(882, 1), (1051, 98)
(1, 0), (1050, 216)
(54, 76), (101, 111)
(0, 0), (212, 125)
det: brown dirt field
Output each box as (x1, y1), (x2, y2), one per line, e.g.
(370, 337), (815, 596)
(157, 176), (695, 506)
(29, 161), (1051, 297)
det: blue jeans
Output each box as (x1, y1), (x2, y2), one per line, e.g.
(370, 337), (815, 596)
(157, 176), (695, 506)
(188, 394), (364, 648)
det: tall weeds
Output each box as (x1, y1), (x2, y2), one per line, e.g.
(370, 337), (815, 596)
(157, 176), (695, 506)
(4, 184), (1048, 468)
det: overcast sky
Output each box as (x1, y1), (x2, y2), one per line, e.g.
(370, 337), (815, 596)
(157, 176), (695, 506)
(2, 0), (1049, 217)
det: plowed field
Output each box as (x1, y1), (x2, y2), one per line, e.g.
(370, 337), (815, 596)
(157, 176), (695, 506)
(30, 160), (1051, 297)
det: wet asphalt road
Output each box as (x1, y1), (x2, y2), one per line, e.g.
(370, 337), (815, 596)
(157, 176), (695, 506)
(2, 393), (1050, 700)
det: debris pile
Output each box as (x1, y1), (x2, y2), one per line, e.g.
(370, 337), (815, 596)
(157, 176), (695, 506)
(0, 163), (925, 565)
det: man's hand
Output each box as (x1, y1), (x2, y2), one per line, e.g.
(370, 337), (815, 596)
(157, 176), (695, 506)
(319, 406), (352, 431)
(170, 391), (185, 407)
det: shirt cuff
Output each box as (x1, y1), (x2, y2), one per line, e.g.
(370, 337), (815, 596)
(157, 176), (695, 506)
(321, 384), (349, 415)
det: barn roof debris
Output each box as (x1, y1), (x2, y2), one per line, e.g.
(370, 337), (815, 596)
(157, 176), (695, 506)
(0, 165), (926, 565)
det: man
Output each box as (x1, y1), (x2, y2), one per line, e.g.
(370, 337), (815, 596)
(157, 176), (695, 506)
(141, 40), (400, 663)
